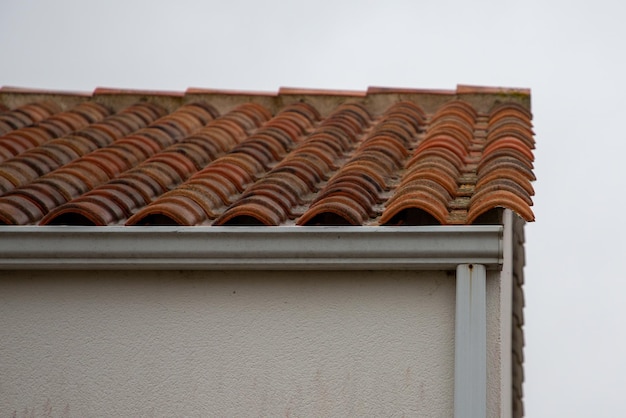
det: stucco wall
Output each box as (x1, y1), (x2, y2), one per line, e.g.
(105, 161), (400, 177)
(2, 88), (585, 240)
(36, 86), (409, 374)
(0, 269), (501, 417)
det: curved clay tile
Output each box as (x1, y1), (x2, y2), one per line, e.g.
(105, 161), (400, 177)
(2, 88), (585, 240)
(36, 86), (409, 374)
(282, 154), (332, 181)
(208, 118), (249, 140)
(55, 164), (111, 189)
(1, 113), (30, 130)
(48, 135), (96, 157)
(278, 102), (322, 125)
(45, 112), (87, 132)
(127, 186), (217, 226)
(111, 173), (163, 202)
(42, 172), (91, 200)
(0, 196), (44, 225)
(379, 100), (479, 225)
(322, 105), (371, 134)
(248, 128), (294, 152)
(251, 173), (311, 203)
(477, 156), (535, 182)
(0, 103), (112, 163)
(178, 137), (227, 162)
(399, 167), (458, 197)
(143, 153), (198, 181)
(222, 102), (271, 126)
(241, 183), (300, 211)
(42, 196), (126, 226)
(0, 102), (221, 225)
(238, 138), (287, 164)
(406, 154), (461, 180)
(173, 185), (229, 213)
(314, 183), (378, 211)
(270, 160), (323, 192)
(0, 102), (61, 136)
(476, 167), (535, 196)
(215, 196), (286, 226)
(212, 103), (370, 226)
(0, 135), (31, 157)
(70, 102), (110, 123)
(467, 190), (535, 223)
(381, 188), (450, 225)
(183, 102), (220, 122)
(0, 103), (169, 195)
(1, 128), (50, 150)
(482, 137), (534, 162)
(370, 123), (418, 147)
(42, 103), (282, 226)
(263, 117), (307, 141)
(49, 102), (110, 131)
(297, 196), (369, 226)
(359, 138), (409, 166)
(385, 100), (426, 119)
(297, 102), (420, 226)
(489, 102), (532, 124)
(338, 160), (390, 189)
(0, 174), (16, 194)
(43, 187), (142, 225)
(293, 143), (341, 167)
(18, 128), (52, 147)
(127, 196), (209, 226)
(19, 182), (66, 208)
(477, 150), (534, 176)
(96, 184), (147, 212)
(472, 178), (533, 208)
(310, 128), (356, 151)
(485, 125), (535, 149)
(380, 192), (449, 225)
(431, 100), (478, 125)
(489, 112), (533, 131)
(470, 103), (536, 223)
(413, 137), (468, 166)
(274, 102), (320, 122)
(424, 122), (474, 147)
(76, 126), (117, 147)
(319, 103), (370, 132)
(0, 166), (29, 191)
(130, 164), (182, 193)
(127, 103), (314, 226)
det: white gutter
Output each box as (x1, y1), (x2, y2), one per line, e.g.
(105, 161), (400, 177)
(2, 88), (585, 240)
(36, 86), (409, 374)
(0, 225), (503, 270)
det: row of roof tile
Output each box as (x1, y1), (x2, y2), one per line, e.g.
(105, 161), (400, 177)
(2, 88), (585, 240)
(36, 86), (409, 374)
(0, 87), (535, 226)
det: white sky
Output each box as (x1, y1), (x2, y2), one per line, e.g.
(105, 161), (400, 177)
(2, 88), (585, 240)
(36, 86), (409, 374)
(2, 0), (625, 416)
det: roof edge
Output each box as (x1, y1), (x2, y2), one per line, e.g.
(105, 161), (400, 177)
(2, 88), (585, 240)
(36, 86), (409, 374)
(93, 87), (184, 97)
(0, 226), (503, 270)
(0, 86), (93, 96)
(457, 84), (531, 96)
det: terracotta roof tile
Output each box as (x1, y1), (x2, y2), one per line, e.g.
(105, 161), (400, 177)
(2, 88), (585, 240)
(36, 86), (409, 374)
(0, 85), (535, 226)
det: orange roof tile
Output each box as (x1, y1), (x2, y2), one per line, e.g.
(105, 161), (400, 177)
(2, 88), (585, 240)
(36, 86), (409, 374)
(0, 85), (535, 226)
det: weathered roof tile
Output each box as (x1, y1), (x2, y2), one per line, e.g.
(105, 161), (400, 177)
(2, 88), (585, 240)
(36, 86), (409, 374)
(0, 85), (535, 226)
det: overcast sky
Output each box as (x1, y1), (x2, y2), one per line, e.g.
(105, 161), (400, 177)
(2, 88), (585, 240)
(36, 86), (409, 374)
(2, 0), (625, 416)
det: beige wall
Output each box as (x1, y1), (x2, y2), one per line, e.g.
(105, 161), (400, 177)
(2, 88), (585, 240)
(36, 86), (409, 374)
(0, 269), (502, 417)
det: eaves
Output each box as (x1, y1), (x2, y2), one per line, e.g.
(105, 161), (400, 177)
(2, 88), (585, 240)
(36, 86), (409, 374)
(0, 225), (503, 270)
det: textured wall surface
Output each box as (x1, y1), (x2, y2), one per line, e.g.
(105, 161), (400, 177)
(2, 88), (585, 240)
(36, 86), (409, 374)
(0, 269), (502, 417)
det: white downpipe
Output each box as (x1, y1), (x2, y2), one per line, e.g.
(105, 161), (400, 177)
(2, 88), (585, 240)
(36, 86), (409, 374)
(500, 210), (514, 418)
(455, 263), (487, 418)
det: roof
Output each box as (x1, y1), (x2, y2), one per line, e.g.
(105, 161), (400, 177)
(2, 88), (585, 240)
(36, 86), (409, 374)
(0, 85), (534, 226)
